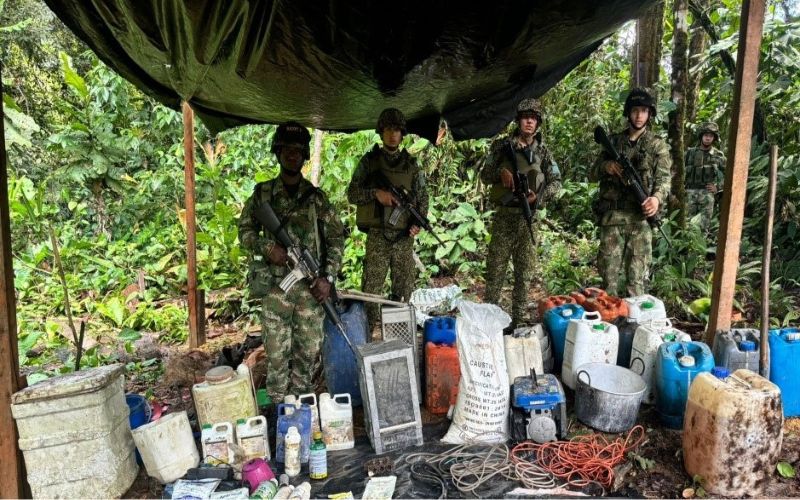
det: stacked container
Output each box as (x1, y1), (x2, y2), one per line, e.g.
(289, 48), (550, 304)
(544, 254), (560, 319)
(10, 364), (138, 498)
(683, 369), (783, 497)
(618, 295), (668, 367)
(655, 341), (714, 428)
(543, 303), (584, 372)
(711, 328), (764, 377)
(537, 295), (576, 319)
(425, 342), (461, 415)
(561, 311), (619, 390)
(630, 319), (691, 404)
(769, 327), (800, 417)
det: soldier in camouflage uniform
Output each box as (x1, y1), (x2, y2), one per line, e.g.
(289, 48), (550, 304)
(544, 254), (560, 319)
(238, 121), (344, 403)
(685, 122), (726, 233)
(347, 108), (429, 332)
(481, 98), (561, 329)
(590, 88), (672, 297)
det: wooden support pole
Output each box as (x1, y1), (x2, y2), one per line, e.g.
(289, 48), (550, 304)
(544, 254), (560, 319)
(0, 61), (24, 499)
(760, 145), (778, 377)
(183, 102), (204, 348)
(705, 0), (766, 344)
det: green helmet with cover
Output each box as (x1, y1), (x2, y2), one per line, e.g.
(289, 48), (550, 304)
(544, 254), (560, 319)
(623, 87), (657, 117)
(375, 108), (407, 135)
(516, 98), (544, 124)
(697, 121), (720, 140)
(271, 121), (311, 160)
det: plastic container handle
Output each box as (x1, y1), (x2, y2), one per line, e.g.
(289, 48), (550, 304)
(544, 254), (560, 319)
(333, 393), (351, 405)
(629, 357), (646, 376)
(584, 311), (602, 323)
(576, 370), (592, 387)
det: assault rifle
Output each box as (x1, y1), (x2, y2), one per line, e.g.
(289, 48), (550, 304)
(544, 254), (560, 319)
(593, 126), (671, 247)
(253, 202), (354, 352)
(372, 170), (444, 245)
(502, 141), (536, 242)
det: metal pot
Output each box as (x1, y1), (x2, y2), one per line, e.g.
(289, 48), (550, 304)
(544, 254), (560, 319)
(575, 362), (646, 433)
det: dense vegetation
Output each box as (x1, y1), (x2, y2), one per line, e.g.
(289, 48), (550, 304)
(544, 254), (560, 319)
(2, 0), (799, 382)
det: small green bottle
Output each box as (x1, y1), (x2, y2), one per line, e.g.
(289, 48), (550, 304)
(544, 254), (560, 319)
(309, 431), (327, 479)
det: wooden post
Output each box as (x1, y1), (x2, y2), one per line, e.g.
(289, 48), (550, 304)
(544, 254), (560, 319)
(183, 102), (204, 348)
(309, 129), (324, 187)
(0, 61), (24, 499)
(760, 145), (778, 377)
(705, 0), (766, 344)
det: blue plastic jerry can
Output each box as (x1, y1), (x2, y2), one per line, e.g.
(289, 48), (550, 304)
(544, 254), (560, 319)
(275, 403), (312, 463)
(323, 300), (368, 407)
(543, 304), (584, 372)
(424, 316), (456, 346)
(655, 341), (714, 429)
(769, 327), (800, 417)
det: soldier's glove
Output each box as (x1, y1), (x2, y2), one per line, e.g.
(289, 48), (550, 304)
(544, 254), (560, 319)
(375, 189), (399, 207)
(500, 168), (515, 190)
(267, 244), (288, 266)
(310, 277), (332, 303)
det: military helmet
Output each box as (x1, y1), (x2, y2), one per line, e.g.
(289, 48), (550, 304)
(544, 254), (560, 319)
(375, 108), (407, 135)
(271, 121), (311, 159)
(698, 121), (720, 140)
(516, 98), (544, 123)
(623, 87), (657, 118)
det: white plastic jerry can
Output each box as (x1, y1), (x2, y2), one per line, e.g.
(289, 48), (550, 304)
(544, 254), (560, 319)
(624, 295), (667, 324)
(504, 329), (544, 382)
(318, 392), (354, 451)
(201, 421), (235, 465)
(236, 415), (271, 461)
(630, 319), (691, 404)
(299, 393), (320, 434)
(562, 311), (619, 390)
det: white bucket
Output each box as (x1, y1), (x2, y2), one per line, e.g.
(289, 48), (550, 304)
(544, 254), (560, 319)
(562, 312), (619, 390)
(132, 411), (199, 484)
(319, 393), (354, 450)
(630, 319), (691, 404)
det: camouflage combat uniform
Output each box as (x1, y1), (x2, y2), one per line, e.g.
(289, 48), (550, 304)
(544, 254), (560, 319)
(481, 131), (561, 326)
(590, 129), (671, 297)
(685, 146), (725, 232)
(238, 177), (343, 402)
(347, 144), (428, 329)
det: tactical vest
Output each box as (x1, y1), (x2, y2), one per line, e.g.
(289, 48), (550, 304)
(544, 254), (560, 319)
(686, 148), (722, 188)
(255, 180), (323, 260)
(355, 146), (418, 231)
(598, 133), (657, 210)
(489, 140), (546, 206)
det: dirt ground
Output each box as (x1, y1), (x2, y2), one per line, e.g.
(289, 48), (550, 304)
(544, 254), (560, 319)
(122, 281), (800, 498)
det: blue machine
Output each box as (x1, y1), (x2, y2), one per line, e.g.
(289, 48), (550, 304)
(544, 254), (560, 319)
(509, 369), (567, 443)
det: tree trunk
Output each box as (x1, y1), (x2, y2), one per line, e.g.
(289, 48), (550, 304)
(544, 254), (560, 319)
(686, 0), (708, 123)
(631, 2), (666, 89)
(309, 129), (324, 187)
(668, 0), (690, 227)
(90, 179), (109, 237)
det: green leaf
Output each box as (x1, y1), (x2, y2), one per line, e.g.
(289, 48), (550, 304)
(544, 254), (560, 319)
(3, 107), (40, 147)
(118, 328), (142, 342)
(777, 461), (795, 478)
(688, 297), (712, 316)
(459, 238), (477, 253)
(434, 241), (455, 260)
(27, 372), (51, 385)
(59, 52), (89, 99)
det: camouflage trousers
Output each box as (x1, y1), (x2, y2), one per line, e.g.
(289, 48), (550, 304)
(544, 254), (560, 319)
(260, 284), (324, 402)
(687, 188), (715, 233)
(484, 212), (536, 326)
(597, 220), (652, 297)
(362, 228), (417, 330)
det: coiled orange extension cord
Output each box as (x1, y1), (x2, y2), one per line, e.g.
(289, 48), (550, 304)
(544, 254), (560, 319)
(510, 425), (646, 491)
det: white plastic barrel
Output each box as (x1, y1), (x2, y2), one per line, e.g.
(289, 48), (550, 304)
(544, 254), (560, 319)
(562, 312), (619, 389)
(504, 332), (543, 382)
(132, 411), (199, 483)
(630, 319), (691, 404)
(318, 393), (354, 450)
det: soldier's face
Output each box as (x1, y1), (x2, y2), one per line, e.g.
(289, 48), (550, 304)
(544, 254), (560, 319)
(701, 133), (715, 147)
(381, 126), (403, 151)
(279, 144), (305, 174)
(518, 113), (538, 135)
(628, 106), (650, 129)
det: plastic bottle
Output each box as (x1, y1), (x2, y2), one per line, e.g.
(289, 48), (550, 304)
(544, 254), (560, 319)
(201, 422), (234, 465)
(237, 416), (270, 461)
(251, 479), (278, 499)
(318, 393), (354, 451)
(287, 482), (311, 500)
(309, 431), (327, 479)
(284, 426), (301, 478)
(298, 393), (320, 434)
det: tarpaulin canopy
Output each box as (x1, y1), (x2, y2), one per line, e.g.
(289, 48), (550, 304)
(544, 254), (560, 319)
(43, 0), (657, 141)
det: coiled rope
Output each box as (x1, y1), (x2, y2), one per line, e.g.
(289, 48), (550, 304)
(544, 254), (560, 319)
(511, 425), (646, 491)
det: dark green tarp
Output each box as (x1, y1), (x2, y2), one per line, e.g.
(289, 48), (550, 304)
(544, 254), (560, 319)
(44, 0), (657, 140)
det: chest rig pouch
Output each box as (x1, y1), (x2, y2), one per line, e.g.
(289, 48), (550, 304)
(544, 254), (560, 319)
(490, 141), (545, 207)
(355, 147), (416, 231)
